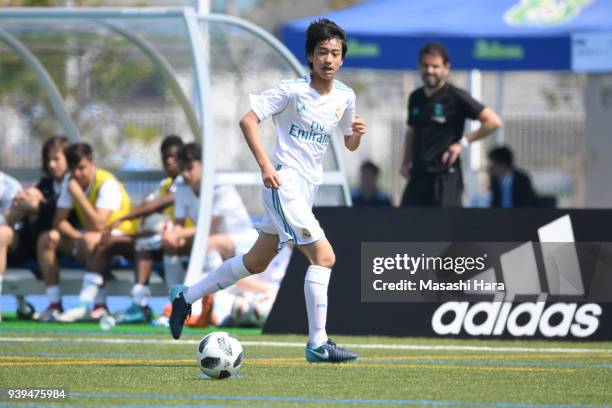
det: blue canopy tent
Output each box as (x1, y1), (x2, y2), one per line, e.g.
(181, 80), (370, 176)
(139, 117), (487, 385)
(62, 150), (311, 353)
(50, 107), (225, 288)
(282, 0), (612, 206)
(282, 0), (612, 72)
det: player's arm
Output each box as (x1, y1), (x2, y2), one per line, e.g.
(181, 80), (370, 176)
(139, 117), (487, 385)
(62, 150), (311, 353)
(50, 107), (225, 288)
(400, 126), (415, 179)
(53, 207), (82, 240)
(344, 115), (366, 151)
(107, 193), (174, 232)
(68, 178), (111, 232)
(443, 107), (503, 166)
(465, 107), (502, 144)
(239, 110), (281, 189)
(210, 214), (222, 234)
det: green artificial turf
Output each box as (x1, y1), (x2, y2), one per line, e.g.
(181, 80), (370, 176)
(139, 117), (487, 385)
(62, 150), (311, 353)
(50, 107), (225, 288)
(0, 320), (611, 407)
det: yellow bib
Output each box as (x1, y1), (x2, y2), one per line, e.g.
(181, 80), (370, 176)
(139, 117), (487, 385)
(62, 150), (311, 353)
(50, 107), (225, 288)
(73, 169), (137, 235)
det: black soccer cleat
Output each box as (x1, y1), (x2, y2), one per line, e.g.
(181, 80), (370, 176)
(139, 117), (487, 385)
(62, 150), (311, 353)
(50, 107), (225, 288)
(169, 285), (191, 340)
(305, 338), (359, 363)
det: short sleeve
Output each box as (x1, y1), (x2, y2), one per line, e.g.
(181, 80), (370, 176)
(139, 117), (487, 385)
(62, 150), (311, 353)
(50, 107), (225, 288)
(338, 93), (356, 136)
(0, 173), (22, 214)
(406, 93), (415, 126)
(95, 179), (122, 211)
(57, 177), (72, 209)
(455, 87), (485, 120)
(251, 81), (291, 121)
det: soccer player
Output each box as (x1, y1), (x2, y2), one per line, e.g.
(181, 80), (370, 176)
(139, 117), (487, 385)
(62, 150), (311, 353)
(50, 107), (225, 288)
(169, 19), (366, 363)
(0, 170), (22, 321)
(0, 137), (71, 322)
(166, 142), (258, 326)
(37, 143), (137, 321)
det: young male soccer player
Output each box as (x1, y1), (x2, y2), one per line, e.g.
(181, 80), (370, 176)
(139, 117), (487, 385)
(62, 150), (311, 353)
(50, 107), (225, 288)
(169, 19), (366, 363)
(37, 143), (136, 321)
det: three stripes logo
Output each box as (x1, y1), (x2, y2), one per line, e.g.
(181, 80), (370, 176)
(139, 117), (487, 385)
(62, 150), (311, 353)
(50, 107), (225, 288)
(431, 215), (603, 338)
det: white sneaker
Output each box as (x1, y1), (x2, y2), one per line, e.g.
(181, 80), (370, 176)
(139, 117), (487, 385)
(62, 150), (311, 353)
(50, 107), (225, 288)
(56, 307), (88, 322)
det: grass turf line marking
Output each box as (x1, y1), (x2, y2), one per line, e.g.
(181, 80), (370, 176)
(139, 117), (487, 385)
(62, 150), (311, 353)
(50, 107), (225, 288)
(0, 357), (577, 372)
(1, 336), (612, 354)
(2, 353), (608, 370)
(2, 351), (610, 361)
(67, 392), (610, 407)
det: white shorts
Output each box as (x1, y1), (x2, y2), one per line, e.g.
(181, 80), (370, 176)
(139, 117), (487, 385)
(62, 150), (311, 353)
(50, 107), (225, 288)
(258, 165), (325, 247)
(229, 228), (259, 254)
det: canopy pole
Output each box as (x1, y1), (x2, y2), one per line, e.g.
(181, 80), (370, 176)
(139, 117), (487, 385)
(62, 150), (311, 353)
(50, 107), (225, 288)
(466, 69), (482, 206)
(495, 71), (504, 146)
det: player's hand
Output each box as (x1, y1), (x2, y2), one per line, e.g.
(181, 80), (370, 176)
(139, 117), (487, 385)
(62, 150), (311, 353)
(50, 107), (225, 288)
(351, 115), (366, 137)
(100, 220), (120, 245)
(161, 228), (183, 250)
(442, 143), (462, 166)
(399, 161), (412, 179)
(261, 164), (281, 190)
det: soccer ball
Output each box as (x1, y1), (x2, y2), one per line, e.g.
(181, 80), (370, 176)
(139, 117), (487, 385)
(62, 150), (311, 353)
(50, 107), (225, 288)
(196, 332), (243, 379)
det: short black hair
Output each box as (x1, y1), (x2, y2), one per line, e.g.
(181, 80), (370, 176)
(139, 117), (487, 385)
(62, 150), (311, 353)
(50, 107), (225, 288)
(305, 18), (347, 70)
(160, 134), (183, 154)
(65, 142), (93, 169)
(419, 42), (450, 65)
(178, 142), (201, 168)
(489, 146), (514, 167)
(41, 135), (69, 176)
(360, 160), (380, 176)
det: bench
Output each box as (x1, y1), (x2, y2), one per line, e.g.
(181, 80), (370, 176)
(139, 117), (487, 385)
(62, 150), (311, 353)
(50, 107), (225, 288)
(2, 169), (173, 302)
(3, 259), (171, 298)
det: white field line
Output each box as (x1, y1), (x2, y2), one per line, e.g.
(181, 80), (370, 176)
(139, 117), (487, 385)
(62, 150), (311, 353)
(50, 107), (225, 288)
(0, 336), (611, 354)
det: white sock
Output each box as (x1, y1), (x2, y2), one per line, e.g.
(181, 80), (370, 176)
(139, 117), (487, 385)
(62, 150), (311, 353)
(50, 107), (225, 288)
(78, 272), (103, 306)
(304, 265), (331, 347)
(46, 285), (61, 304)
(94, 286), (107, 305)
(131, 283), (151, 306)
(203, 251), (223, 276)
(163, 255), (186, 290)
(184, 255), (250, 304)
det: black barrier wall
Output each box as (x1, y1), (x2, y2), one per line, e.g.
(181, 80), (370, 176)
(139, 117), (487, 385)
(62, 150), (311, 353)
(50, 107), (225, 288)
(263, 208), (612, 340)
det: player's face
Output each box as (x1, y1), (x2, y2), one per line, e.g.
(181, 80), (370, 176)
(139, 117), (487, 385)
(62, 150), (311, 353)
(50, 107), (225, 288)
(308, 38), (344, 81)
(71, 158), (95, 188)
(162, 146), (180, 178)
(47, 147), (68, 181)
(181, 160), (202, 192)
(419, 53), (449, 89)
(361, 168), (377, 191)
(489, 161), (508, 179)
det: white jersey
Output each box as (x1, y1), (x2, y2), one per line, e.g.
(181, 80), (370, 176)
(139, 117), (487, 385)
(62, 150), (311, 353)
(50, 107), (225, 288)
(252, 74), (356, 185)
(0, 171), (22, 216)
(174, 183), (253, 234)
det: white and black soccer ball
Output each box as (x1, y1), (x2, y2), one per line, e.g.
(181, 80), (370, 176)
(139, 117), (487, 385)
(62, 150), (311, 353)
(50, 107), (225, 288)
(196, 332), (243, 379)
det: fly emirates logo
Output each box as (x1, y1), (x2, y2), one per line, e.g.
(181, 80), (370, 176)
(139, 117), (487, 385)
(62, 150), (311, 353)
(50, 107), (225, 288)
(289, 121), (331, 145)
